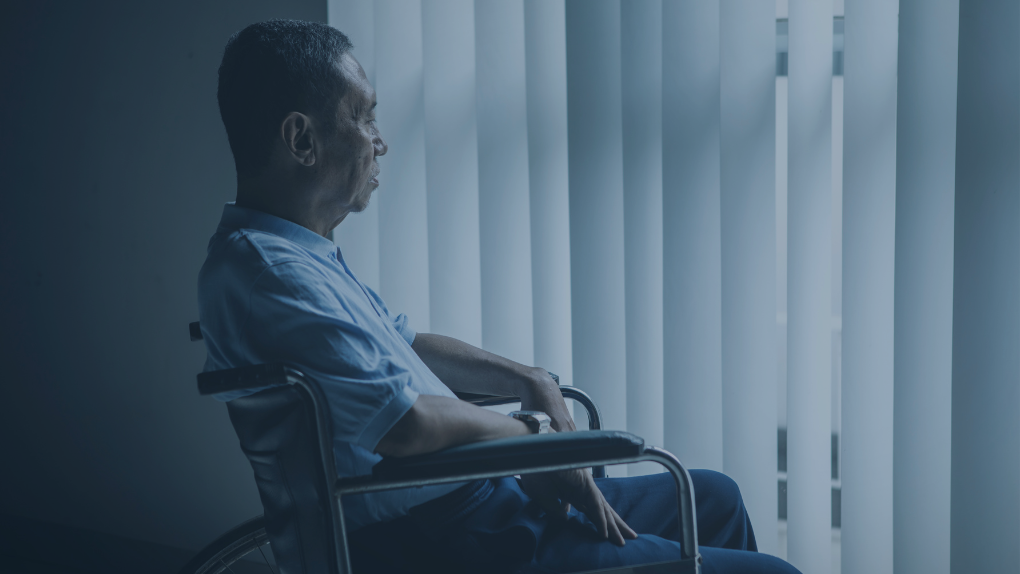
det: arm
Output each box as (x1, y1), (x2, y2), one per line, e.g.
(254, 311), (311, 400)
(403, 334), (636, 546)
(375, 394), (531, 457)
(410, 333), (576, 432)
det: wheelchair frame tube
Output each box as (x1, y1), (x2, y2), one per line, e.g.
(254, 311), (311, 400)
(334, 450), (700, 565)
(640, 446), (700, 562)
(285, 372), (353, 574)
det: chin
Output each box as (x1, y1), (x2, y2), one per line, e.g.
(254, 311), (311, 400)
(347, 197), (371, 214)
(352, 187), (375, 213)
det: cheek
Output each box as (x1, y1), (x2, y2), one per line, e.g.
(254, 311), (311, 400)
(360, 140), (374, 170)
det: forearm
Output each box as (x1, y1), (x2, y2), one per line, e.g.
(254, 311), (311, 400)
(375, 394), (531, 457)
(410, 333), (575, 432)
(411, 332), (542, 397)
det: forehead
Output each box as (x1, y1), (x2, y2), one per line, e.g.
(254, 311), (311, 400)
(337, 53), (374, 107)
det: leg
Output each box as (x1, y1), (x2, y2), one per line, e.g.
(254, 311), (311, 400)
(592, 470), (757, 551)
(534, 471), (797, 573)
(687, 469), (758, 551)
(351, 475), (800, 574)
(531, 509), (799, 574)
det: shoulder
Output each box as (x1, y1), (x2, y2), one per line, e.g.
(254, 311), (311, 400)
(201, 229), (318, 285)
(198, 229), (332, 326)
(197, 229), (339, 365)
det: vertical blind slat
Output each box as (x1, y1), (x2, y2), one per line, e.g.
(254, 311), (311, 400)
(374, 0), (431, 330)
(566, 0), (628, 439)
(786, 0), (833, 571)
(719, 0), (778, 555)
(893, 2), (958, 572)
(476, 0), (535, 365)
(621, 0), (664, 477)
(841, 0), (897, 572)
(422, 0), (483, 346)
(524, 0), (574, 389)
(950, 1), (1020, 572)
(661, 0), (724, 473)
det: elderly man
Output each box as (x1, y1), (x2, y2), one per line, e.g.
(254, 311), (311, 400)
(199, 19), (799, 574)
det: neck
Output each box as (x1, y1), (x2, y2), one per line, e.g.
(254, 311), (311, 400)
(235, 174), (344, 238)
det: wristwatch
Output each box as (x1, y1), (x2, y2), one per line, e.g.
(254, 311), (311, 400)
(508, 410), (552, 434)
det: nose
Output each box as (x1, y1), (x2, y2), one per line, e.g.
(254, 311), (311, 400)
(374, 128), (388, 157)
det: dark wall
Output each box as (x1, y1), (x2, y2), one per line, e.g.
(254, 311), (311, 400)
(0, 0), (326, 551)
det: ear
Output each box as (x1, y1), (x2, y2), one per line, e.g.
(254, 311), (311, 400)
(280, 112), (317, 167)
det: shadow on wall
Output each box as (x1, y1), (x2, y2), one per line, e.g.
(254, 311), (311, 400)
(0, 0), (327, 552)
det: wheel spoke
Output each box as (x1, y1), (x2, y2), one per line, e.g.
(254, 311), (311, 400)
(180, 519), (267, 574)
(257, 543), (278, 574)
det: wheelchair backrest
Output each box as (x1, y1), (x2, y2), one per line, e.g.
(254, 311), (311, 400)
(227, 384), (341, 574)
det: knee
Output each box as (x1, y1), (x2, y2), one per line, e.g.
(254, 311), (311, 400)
(691, 470), (746, 516)
(715, 472), (744, 507)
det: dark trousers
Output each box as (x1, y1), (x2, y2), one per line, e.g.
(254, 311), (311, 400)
(350, 470), (801, 574)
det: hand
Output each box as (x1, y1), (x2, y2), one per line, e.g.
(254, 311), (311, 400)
(520, 463), (638, 546)
(519, 368), (576, 433)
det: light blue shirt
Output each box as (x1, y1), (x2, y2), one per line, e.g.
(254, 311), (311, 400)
(198, 203), (461, 530)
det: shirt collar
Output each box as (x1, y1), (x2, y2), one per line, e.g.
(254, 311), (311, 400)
(217, 202), (336, 259)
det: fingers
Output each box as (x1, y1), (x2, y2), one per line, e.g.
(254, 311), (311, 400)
(547, 470), (637, 547)
(581, 479), (634, 547)
(578, 487), (610, 541)
(609, 504), (638, 540)
(580, 480), (623, 546)
(604, 500), (625, 546)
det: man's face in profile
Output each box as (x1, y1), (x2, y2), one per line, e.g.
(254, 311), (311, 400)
(321, 53), (387, 215)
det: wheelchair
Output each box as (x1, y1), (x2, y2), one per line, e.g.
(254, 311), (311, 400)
(181, 322), (702, 574)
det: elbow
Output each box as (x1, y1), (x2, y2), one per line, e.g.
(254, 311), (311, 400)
(376, 434), (421, 459)
(375, 400), (432, 458)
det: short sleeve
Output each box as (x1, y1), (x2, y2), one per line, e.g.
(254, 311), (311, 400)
(244, 262), (419, 451)
(363, 284), (417, 346)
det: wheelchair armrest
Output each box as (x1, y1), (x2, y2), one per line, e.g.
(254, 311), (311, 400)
(371, 430), (642, 481)
(197, 363), (302, 396)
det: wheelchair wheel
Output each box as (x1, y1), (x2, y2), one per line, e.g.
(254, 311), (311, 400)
(177, 516), (274, 574)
